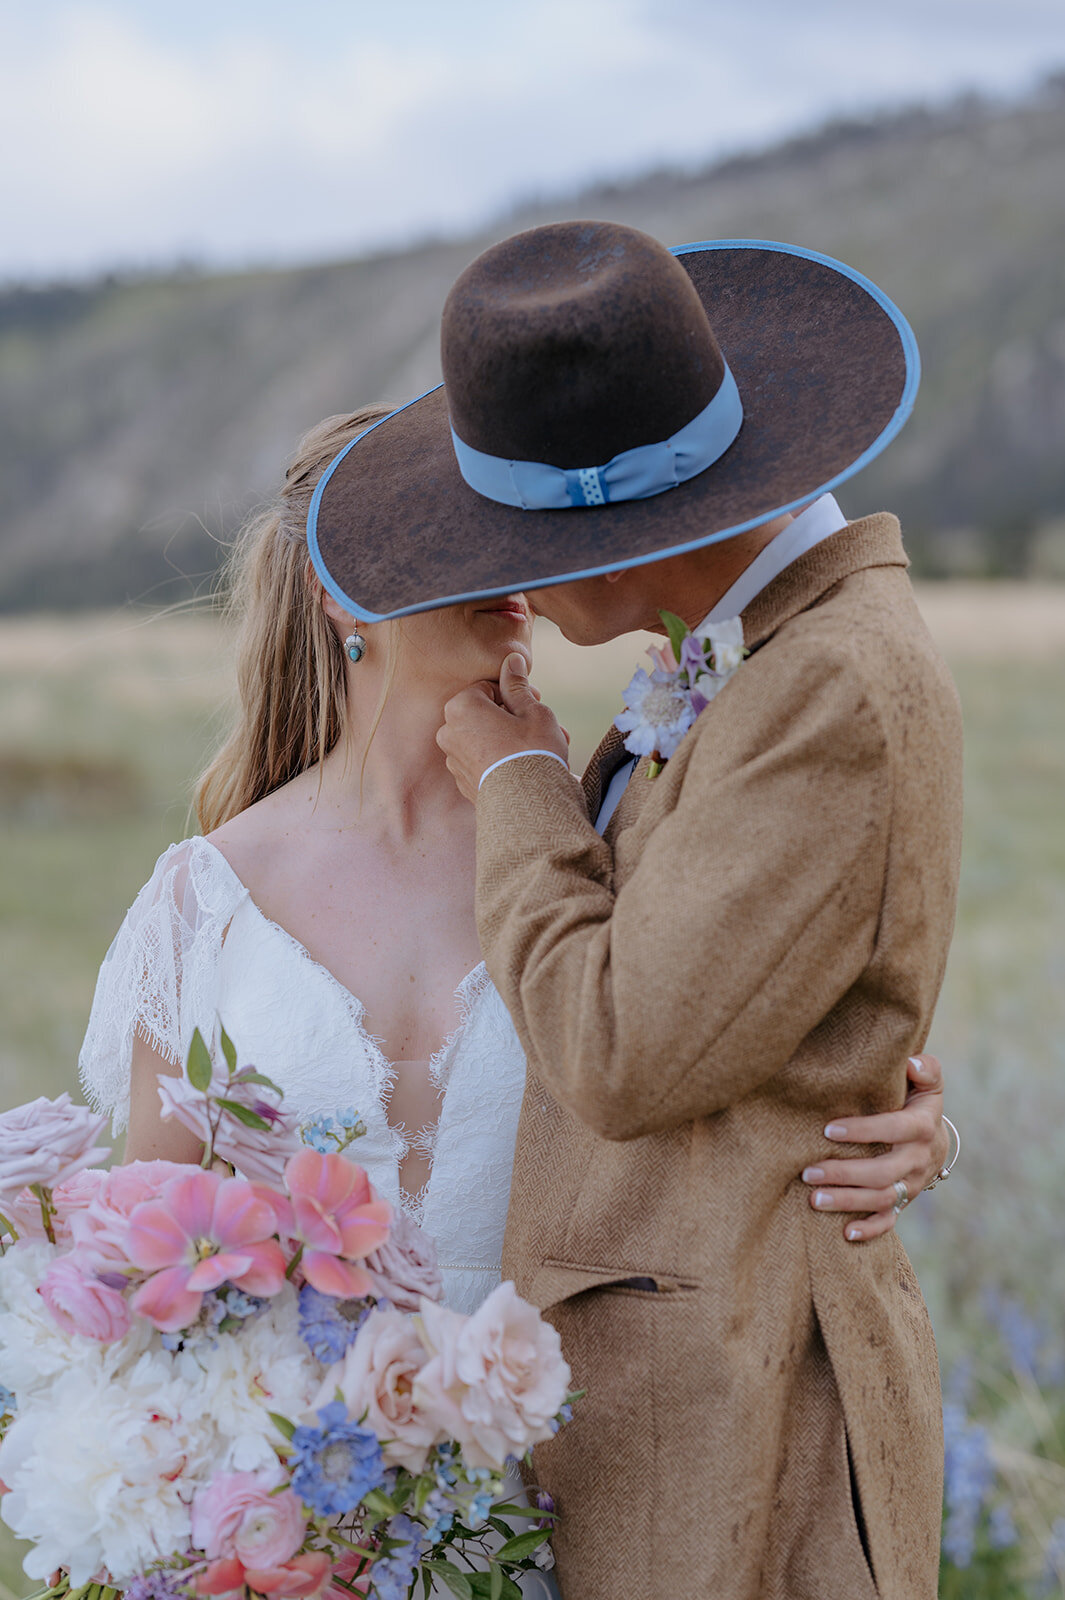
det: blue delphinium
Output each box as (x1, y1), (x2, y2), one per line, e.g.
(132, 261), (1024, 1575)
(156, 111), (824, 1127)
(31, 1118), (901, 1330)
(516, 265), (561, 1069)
(302, 1109), (366, 1154)
(367, 1515), (426, 1600)
(420, 1488), (454, 1545)
(942, 1401), (996, 1568)
(298, 1284), (372, 1363)
(290, 1401), (386, 1516)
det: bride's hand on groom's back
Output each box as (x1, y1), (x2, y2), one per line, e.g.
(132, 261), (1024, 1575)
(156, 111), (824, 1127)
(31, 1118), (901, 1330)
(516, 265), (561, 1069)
(800, 1053), (948, 1242)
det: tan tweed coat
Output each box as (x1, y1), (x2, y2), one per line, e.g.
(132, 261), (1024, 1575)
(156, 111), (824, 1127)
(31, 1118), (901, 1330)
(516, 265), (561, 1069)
(474, 517), (963, 1600)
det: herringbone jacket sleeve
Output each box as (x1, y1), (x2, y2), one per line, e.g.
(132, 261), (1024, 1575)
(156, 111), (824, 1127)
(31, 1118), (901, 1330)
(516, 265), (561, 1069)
(474, 637), (892, 1140)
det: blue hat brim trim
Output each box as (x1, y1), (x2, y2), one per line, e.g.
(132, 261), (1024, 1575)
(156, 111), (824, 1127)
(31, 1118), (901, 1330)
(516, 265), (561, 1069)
(308, 238), (920, 623)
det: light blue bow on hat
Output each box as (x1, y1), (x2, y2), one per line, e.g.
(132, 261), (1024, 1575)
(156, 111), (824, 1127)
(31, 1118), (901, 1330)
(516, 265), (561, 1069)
(449, 364), (743, 511)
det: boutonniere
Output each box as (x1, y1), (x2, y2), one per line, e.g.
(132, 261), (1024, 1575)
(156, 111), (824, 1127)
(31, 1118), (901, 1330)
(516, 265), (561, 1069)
(614, 610), (747, 778)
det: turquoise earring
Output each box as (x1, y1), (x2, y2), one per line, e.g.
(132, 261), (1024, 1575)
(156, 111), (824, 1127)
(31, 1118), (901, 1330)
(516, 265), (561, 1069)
(344, 619), (367, 664)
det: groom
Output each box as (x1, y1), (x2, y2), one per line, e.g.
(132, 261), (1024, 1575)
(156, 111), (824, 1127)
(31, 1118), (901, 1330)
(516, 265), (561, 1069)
(309, 222), (963, 1599)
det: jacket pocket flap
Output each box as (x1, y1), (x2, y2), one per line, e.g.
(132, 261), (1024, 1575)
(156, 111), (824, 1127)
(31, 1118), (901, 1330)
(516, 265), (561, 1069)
(530, 1259), (695, 1309)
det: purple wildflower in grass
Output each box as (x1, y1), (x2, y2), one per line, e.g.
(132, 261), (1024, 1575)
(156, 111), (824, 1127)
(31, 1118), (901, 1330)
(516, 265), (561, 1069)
(290, 1400), (386, 1517)
(367, 1515), (426, 1600)
(942, 1402), (995, 1568)
(297, 1283), (372, 1363)
(987, 1502), (1018, 1551)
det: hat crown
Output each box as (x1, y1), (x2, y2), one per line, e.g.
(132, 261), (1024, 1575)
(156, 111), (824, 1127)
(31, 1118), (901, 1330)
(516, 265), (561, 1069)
(441, 222), (725, 468)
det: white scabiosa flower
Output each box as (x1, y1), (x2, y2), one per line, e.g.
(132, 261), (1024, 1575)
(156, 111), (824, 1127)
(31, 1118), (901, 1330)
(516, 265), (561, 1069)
(614, 668), (696, 760)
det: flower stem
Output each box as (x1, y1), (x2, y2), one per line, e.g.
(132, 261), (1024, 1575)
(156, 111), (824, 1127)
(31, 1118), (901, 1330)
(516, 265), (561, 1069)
(29, 1184), (57, 1244)
(285, 1242), (304, 1280)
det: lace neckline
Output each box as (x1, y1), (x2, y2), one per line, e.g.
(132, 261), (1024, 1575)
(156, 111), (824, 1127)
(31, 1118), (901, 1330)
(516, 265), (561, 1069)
(191, 836), (491, 1220)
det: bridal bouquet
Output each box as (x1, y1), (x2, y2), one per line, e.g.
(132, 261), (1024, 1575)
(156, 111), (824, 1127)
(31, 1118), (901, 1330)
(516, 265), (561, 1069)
(0, 1032), (574, 1600)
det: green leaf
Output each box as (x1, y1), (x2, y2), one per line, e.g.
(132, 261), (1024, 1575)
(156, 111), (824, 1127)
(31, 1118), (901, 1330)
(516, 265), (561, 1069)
(267, 1410), (295, 1441)
(658, 608), (690, 665)
(186, 1028), (213, 1092)
(468, 1576), (521, 1600)
(216, 1098), (271, 1130)
(421, 1572), (432, 1600)
(489, 1562), (503, 1600)
(493, 1528), (552, 1562)
(219, 1023), (238, 1073)
(362, 1487), (398, 1520)
(240, 1070), (284, 1096)
(420, 1561), (473, 1599)
(484, 1502), (539, 1519)
(486, 1517), (515, 1541)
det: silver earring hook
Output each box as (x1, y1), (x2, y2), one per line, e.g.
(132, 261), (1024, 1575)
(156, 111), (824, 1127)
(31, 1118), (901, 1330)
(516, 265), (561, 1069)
(344, 618), (367, 664)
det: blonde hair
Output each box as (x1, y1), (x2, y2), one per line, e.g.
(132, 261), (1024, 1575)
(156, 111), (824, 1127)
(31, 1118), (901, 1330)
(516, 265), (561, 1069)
(195, 405), (392, 833)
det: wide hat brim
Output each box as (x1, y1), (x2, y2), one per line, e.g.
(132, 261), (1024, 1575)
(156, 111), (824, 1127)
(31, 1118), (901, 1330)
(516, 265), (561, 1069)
(308, 238), (919, 622)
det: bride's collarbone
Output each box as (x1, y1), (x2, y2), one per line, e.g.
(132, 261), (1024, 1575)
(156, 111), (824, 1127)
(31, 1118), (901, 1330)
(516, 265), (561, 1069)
(207, 818), (484, 1059)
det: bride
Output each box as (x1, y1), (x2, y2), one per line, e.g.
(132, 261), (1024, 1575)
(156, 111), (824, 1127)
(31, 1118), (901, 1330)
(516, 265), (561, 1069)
(79, 405), (950, 1587)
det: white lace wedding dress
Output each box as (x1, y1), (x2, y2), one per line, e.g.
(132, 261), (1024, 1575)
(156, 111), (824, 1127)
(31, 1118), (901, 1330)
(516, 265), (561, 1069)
(78, 836), (560, 1599)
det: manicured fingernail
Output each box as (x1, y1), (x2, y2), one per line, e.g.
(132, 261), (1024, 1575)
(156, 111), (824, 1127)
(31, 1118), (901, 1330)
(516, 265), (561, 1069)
(813, 1191), (833, 1209)
(824, 1123), (847, 1140)
(846, 1226), (863, 1241)
(909, 1056), (926, 1073)
(802, 1167), (825, 1183)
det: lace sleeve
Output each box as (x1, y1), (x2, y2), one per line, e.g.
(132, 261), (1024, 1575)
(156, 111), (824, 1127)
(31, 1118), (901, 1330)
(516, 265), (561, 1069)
(77, 838), (247, 1133)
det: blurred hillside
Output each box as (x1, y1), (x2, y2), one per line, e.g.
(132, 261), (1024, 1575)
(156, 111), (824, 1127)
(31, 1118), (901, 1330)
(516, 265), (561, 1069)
(1, 75), (1063, 610)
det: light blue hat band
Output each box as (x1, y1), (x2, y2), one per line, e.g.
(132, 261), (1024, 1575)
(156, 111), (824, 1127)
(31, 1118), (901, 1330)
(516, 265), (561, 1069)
(449, 362), (743, 511)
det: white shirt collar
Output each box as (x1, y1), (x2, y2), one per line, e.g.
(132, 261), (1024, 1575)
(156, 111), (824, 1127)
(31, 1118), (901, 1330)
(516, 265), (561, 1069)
(704, 494), (847, 624)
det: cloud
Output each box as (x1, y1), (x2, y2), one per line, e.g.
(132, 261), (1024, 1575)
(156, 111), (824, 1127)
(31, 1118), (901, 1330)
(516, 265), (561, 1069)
(1, 0), (1062, 280)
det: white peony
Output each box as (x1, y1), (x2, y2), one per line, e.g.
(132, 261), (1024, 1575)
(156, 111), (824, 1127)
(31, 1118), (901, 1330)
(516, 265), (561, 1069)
(0, 1347), (208, 1585)
(0, 1241), (153, 1401)
(170, 1284), (320, 1472)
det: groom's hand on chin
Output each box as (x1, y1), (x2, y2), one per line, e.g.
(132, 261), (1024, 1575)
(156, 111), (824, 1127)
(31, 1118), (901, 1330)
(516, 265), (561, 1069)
(438, 652), (570, 802)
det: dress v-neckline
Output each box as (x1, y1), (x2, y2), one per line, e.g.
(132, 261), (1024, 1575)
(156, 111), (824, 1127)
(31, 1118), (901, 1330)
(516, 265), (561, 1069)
(195, 836), (490, 1217)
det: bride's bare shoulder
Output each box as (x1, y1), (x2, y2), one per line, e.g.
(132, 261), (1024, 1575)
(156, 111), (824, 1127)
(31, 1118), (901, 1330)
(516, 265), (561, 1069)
(205, 769), (320, 879)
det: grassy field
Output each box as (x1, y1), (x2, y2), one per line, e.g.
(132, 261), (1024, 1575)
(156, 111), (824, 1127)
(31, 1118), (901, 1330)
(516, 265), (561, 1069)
(1, 590), (1064, 1595)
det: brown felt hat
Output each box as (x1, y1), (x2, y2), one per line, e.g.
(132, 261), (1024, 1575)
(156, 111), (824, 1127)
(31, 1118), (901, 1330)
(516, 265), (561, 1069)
(308, 222), (919, 621)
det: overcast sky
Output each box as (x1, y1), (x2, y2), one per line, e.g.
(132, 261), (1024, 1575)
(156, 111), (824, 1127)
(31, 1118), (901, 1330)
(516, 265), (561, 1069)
(2, 0), (1063, 283)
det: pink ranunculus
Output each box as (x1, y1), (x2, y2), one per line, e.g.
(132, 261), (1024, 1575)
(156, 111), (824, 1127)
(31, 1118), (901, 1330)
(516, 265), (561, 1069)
(321, 1307), (438, 1474)
(125, 1168), (287, 1332)
(69, 1159), (191, 1267)
(278, 1151), (392, 1299)
(38, 1255), (132, 1343)
(157, 1074), (302, 1189)
(0, 1094), (110, 1200)
(365, 1212), (443, 1313)
(414, 1282), (571, 1470)
(191, 1471), (306, 1568)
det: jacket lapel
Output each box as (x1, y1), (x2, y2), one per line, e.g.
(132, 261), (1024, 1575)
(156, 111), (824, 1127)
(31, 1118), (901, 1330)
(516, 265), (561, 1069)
(580, 724), (629, 816)
(741, 513), (908, 650)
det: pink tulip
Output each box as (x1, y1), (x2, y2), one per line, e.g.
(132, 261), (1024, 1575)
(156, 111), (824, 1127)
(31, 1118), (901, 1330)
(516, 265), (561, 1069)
(192, 1558), (246, 1597)
(276, 1152), (392, 1299)
(193, 1553), (331, 1600)
(324, 1550), (374, 1600)
(244, 1553), (332, 1597)
(38, 1255), (132, 1343)
(125, 1169), (287, 1332)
